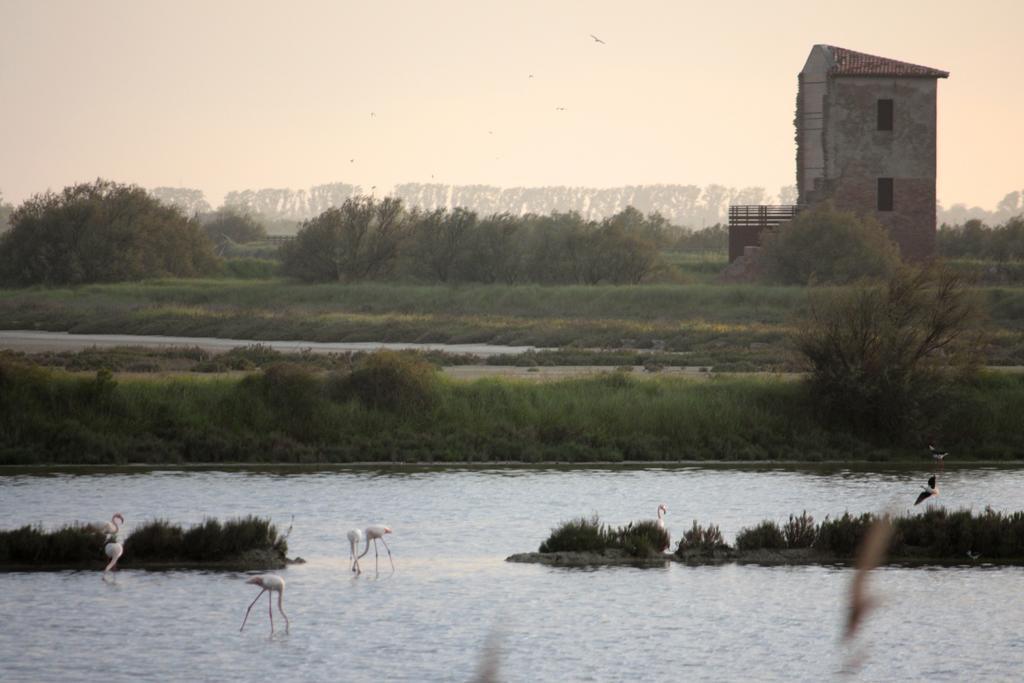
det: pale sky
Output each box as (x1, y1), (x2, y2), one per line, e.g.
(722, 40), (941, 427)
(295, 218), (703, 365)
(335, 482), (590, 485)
(1, 0), (1021, 209)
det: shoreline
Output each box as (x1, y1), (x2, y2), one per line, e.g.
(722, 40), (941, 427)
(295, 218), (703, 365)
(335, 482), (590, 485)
(3, 460), (1024, 473)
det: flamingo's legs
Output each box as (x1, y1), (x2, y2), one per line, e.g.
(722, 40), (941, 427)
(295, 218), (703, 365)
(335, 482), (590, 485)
(277, 590), (290, 633)
(240, 589), (266, 632)
(379, 537), (395, 572)
(268, 590), (274, 634)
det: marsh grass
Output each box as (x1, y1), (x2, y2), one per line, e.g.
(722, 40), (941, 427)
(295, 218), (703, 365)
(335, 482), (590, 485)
(539, 516), (670, 557)
(676, 521), (727, 552)
(3, 354), (1024, 465)
(725, 508), (1024, 560)
(0, 524), (105, 564)
(0, 516), (287, 567)
(735, 521), (785, 551)
(539, 516), (609, 553)
(4, 278), (1023, 366)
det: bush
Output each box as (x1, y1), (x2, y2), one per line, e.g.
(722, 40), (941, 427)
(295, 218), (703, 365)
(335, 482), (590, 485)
(612, 520), (671, 556)
(0, 524), (105, 564)
(795, 265), (983, 438)
(334, 350), (437, 412)
(782, 511), (816, 548)
(814, 512), (874, 555)
(676, 520), (728, 553)
(735, 520), (786, 550)
(539, 515), (608, 553)
(0, 178), (219, 285)
(760, 202), (902, 285)
(123, 519), (185, 559)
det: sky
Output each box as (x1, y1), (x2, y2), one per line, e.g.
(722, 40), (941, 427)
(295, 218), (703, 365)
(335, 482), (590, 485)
(1, 0), (1021, 209)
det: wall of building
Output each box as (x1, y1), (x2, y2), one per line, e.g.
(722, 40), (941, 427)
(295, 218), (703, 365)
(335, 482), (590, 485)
(796, 48), (831, 203)
(817, 76), (938, 260)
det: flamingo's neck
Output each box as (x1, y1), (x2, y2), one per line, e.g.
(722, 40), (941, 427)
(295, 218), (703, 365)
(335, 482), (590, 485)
(657, 508), (664, 521)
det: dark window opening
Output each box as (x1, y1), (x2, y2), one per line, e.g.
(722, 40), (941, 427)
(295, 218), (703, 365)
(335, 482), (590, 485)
(877, 99), (894, 131)
(878, 178), (894, 211)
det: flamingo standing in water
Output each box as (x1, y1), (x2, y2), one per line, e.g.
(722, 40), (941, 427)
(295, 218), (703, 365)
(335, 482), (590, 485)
(347, 528), (365, 574)
(358, 525), (394, 573)
(101, 513), (124, 572)
(240, 574), (289, 635)
(655, 504), (669, 551)
(655, 504), (668, 530)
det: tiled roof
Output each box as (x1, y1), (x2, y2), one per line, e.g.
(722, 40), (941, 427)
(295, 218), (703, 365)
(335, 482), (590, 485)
(825, 45), (949, 78)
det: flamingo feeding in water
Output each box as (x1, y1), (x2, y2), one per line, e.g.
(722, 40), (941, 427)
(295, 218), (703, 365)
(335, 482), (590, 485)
(240, 574), (289, 635)
(357, 525), (394, 573)
(102, 513), (124, 572)
(347, 528), (365, 574)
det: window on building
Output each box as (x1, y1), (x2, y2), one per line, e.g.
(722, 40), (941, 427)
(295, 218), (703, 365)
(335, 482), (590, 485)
(878, 178), (894, 211)
(877, 99), (894, 131)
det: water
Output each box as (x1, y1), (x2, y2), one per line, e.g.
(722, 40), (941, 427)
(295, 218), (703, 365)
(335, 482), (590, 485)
(0, 330), (542, 357)
(2, 466), (1022, 682)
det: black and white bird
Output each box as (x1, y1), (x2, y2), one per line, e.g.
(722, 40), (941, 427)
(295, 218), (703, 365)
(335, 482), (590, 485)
(966, 550), (981, 561)
(929, 444), (949, 461)
(914, 475), (939, 506)
(589, 34), (606, 44)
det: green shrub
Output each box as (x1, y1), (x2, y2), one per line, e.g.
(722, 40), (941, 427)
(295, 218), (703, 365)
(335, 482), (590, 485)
(0, 524), (105, 564)
(814, 512), (874, 555)
(760, 202), (901, 285)
(735, 520), (785, 551)
(795, 266), (983, 439)
(675, 520), (728, 553)
(334, 350), (438, 412)
(539, 515), (608, 553)
(123, 519), (184, 559)
(0, 178), (219, 286)
(782, 511), (816, 548)
(612, 520), (671, 556)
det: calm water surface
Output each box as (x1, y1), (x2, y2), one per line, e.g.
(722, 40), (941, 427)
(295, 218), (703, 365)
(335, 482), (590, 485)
(2, 466), (1022, 682)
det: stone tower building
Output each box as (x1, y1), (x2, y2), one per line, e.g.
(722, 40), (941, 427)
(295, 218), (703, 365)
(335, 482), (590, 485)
(796, 45), (949, 260)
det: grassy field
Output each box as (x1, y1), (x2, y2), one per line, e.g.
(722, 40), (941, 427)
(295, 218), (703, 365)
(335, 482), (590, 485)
(2, 278), (1023, 369)
(3, 358), (1023, 465)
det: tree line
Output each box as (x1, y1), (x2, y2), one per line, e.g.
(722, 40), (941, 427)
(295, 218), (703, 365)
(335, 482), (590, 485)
(281, 198), (671, 285)
(937, 216), (1024, 261)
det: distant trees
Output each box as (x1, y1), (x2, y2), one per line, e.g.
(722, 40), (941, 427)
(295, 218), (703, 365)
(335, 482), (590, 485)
(200, 207), (267, 247)
(938, 217), (1024, 261)
(279, 197), (668, 285)
(280, 197), (410, 282)
(759, 202), (902, 285)
(0, 179), (220, 286)
(0, 192), (12, 234)
(148, 187), (211, 216)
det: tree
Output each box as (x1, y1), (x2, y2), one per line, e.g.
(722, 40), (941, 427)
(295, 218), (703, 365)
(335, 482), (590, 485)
(0, 191), (13, 234)
(148, 187), (211, 215)
(795, 266), (982, 438)
(760, 202), (902, 285)
(201, 207), (267, 246)
(280, 196), (410, 282)
(408, 207), (476, 282)
(0, 179), (219, 286)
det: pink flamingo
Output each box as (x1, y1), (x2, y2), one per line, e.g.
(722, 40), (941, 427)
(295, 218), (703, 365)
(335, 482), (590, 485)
(655, 504), (669, 551)
(357, 525), (394, 572)
(347, 528), (365, 574)
(102, 512), (124, 572)
(240, 574), (289, 635)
